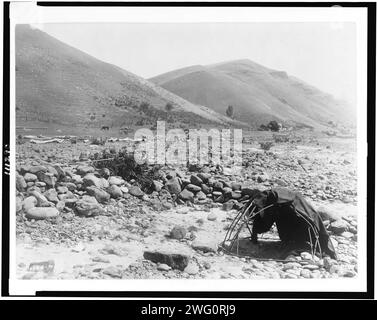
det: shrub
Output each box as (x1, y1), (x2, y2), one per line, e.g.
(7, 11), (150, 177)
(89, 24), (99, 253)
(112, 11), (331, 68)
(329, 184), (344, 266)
(139, 102), (150, 113)
(259, 141), (274, 151)
(226, 105), (234, 118)
(92, 148), (162, 193)
(165, 102), (173, 112)
(273, 134), (289, 143)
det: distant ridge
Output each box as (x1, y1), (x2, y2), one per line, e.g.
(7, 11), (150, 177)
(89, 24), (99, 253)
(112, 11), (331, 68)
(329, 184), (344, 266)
(150, 59), (355, 128)
(16, 25), (237, 129)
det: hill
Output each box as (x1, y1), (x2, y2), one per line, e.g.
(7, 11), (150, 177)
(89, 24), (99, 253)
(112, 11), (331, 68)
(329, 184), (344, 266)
(150, 59), (355, 128)
(15, 25), (235, 131)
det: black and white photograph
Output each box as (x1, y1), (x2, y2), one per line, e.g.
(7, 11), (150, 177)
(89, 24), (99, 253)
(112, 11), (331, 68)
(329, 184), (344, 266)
(3, 2), (373, 298)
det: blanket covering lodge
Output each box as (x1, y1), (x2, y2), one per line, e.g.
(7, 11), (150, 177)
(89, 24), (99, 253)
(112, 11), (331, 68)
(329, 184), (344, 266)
(250, 188), (337, 259)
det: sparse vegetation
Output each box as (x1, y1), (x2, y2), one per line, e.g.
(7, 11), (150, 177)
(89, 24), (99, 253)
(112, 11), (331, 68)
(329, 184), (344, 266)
(226, 105), (234, 118)
(259, 141), (274, 151)
(165, 102), (173, 112)
(92, 148), (162, 193)
(273, 134), (289, 143)
(139, 102), (150, 113)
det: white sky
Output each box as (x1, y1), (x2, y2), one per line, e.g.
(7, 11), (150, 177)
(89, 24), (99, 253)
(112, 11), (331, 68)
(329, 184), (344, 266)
(35, 22), (356, 105)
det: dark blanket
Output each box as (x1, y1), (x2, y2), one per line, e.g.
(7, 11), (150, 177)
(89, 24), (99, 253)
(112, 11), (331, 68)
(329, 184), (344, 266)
(250, 188), (337, 259)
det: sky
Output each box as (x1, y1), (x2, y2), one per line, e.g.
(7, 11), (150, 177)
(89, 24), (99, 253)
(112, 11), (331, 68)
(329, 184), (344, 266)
(35, 22), (357, 105)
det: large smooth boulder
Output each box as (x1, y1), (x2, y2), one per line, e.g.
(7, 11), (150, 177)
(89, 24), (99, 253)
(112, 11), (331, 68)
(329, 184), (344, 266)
(169, 226), (187, 240)
(16, 196), (23, 212)
(24, 173), (38, 182)
(37, 172), (56, 187)
(25, 207), (59, 220)
(76, 165), (95, 176)
(28, 165), (47, 174)
(29, 190), (51, 207)
(179, 189), (194, 202)
(108, 176), (124, 186)
(317, 206), (341, 222)
(75, 199), (104, 217)
(22, 196), (38, 211)
(185, 184), (202, 193)
(330, 220), (349, 235)
(107, 185), (123, 199)
(190, 175), (203, 186)
(165, 178), (181, 195)
(86, 186), (110, 203)
(128, 186), (144, 198)
(83, 174), (101, 188)
(191, 239), (218, 253)
(16, 174), (27, 192)
(44, 189), (59, 203)
(143, 250), (190, 271)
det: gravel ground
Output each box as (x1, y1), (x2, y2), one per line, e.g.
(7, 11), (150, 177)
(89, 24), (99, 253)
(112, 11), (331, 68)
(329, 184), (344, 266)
(15, 130), (359, 280)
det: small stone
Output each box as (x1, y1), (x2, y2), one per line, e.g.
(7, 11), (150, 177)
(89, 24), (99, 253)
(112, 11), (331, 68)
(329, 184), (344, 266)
(184, 263), (199, 275)
(107, 185), (123, 198)
(16, 196), (23, 212)
(323, 257), (337, 271)
(23, 196), (37, 211)
(231, 182), (242, 191)
(128, 186), (144, 198)
(24, 173), (38, 182)
(197, 173), (211, 183)
(196, 191), (207, 200)
(76, 165), (95, 176)
(56, 201), (65, 211)
(300, 252), (313, 260)
(165, 178), (181, 195)
(191, 239), (218, 253)
(16, 174), (27, 192)
(207, 213), (217, 221)
(282, 262), (301, 271)
(185, 184), (202, 193)
(340, 231), (354, 239)
(201, 184), (211, 194)
(317, 206), (341, 222)
(222, 201), (235, 211)
(179, 189), (194, 202)
(56, 186), (69, 194)
(37, 172), (56, 187)
(47, 166), (59, 177)
(213, 181), (224, 192)
(108, 176), (124, 186)
(44, 189), (59, 203)
(83, 174), (104, 189)
(330, 220), (349, 235)
(190, 175), (203, 186)
(157, 263), (171, 271)
(152, 180), (163, 192)
(91, 256), (110, 263)
(75, 199), (104, 217)
(303, 264), (319, 270)
(170, 226), (187, 240)
(300, 269), (311, 278)
(103, 266), (122, 278)
(86, 186), (110, 203)
(28, 165), (47, 174)
(231, 191), (242, 200)
(29, 190), (51, 207)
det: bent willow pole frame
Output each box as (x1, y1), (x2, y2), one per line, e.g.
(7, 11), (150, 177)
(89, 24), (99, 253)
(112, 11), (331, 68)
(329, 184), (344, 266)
(221, 201), (321, 259)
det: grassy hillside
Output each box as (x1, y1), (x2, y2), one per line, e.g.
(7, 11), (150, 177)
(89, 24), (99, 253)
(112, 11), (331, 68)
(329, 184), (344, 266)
(150, 59), (355, 128)
(16, 25), (235, 132)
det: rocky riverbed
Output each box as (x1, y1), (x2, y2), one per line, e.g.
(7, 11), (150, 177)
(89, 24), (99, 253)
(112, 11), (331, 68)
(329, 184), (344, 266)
(15, 131), (359, 280)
